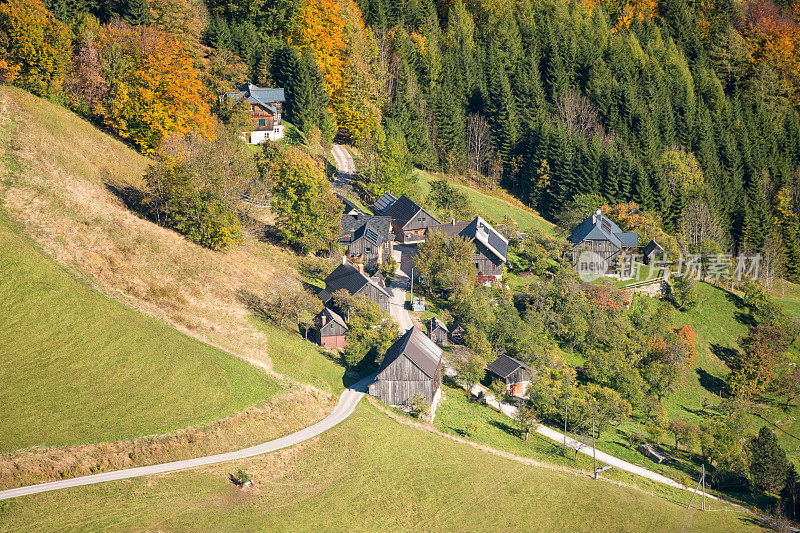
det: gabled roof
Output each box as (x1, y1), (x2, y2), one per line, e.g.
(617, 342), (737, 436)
(319, 307), (347, 330)
(428, 316), (448, 333)
(429, 216), (508, 262)
(377, 327), (443, 379)
(486, 355), (530, 380)
(227, 83), (285, 114)
(643, 239), (664, 256)
(340, 214), (393, 246)
(372, 193), (397, 215)
(569, 209), (638, 249)
(384, 195), (439, 227)
(318, 261), (392, 303)
(337, 195), (362, 216)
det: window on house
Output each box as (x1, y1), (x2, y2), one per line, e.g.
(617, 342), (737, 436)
(258, 119), (265, 126)
(365, 247), (372, 253)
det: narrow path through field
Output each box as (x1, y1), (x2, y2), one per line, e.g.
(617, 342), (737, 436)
(0, 376), (373, 501)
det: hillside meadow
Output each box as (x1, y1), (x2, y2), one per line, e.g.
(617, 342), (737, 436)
(0, 403), (760, 533)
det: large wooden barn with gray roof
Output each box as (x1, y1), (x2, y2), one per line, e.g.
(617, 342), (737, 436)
(568, 209), (639, 274)
(369, 327), (443, 414)
(377, 194), (441, 243)
(318, 259), (392, 313)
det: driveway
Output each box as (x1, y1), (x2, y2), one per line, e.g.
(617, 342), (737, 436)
(331, 143), (355, 190)
(388, 246), (414, 333)
(0, 375), (374, 501)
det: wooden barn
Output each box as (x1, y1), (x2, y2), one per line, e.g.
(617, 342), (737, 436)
(568, 208), (639, 275)
(642, 239), (665, 265)
(381, 194), (441, 244)
(427, 317), (449, 346)
(314, 307), (348, 349)
(486, 355), (532, 397)
(429, 216), (508, 281)
(369, 327), (443, 414)
(318, 259), (392, 314)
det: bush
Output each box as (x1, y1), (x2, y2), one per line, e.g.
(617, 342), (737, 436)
(408, 394), (430, 418)
(231, 469), (250, 486)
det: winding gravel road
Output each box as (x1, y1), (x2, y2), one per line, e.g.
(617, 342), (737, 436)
(0, 376), (373, 502)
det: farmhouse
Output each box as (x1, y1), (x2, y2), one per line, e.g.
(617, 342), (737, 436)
(314, 307), (348, 349)
(642, 239), (665, 265)
(379, 194), (441, 244)
(318, 259), (392, 313)
(429, 216), (508, 281)
(369, 327), (443, 416)
(427, 317), (449, 346)
(225, 83), (285, 144)
(486, 355), (532, 396)
(339, 213), (394, 267)
(568, 209), (638, 275)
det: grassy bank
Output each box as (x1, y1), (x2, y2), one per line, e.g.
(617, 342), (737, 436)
(413, 169), (556, 235)
(0, 210), (280, 451)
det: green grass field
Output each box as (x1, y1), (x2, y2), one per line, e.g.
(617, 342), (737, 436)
(0, 211), (280, 452)
(0, 402), (757, 532)
(413, 169), (556, 235)
(254, 321), (348, 395)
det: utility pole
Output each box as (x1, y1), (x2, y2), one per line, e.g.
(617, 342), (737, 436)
(409, 267), (413, 306)
(592, 412), (597, 480)
(702, 464), (706, 511)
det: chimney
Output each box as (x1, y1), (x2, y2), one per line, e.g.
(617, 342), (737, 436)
(357, 263), (364, 274)
(342, 255), (348, 265)
(320, 311), (327, 326)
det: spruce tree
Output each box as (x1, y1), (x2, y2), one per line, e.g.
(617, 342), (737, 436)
(748, 426), (790, 494)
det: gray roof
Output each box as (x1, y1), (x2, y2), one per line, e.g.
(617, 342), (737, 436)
(340, 214), (393, 246)
(320, 307), (347, 330)
(569, 209), (638, 249)
(372, 193), (397, 214)
(486, 355), (530, 380)
(337, 194), (362, 215)
(227, 83), (285, 114)
(429, 216), (508, 262)
(643, 239), (664, 256)
(384, 195), (438, 227)
(318, 261), (392, 303)
(428, 317), (448, 333)
(377, 327), (443, 379)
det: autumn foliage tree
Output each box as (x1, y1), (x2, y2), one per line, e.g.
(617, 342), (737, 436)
(269, 146), (343, 254)
(96, 20), (214, 152)
(0, 0), (70, 97)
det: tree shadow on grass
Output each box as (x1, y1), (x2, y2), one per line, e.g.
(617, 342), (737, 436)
(489, 419), (518, 438)
(697, 368), (730, 397)
(710, 344), (740, 370)
(105, 183), (147, 218)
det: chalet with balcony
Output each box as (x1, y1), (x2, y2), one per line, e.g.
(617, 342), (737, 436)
(339, 213), (394, 267)
(376, 194), (440, 244)
(226, 83), (285, 144)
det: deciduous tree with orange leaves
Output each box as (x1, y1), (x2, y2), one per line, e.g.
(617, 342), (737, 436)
(0, 0), (70, 97)
(96, 20), (214, 153)
(290, 0), (345, 98)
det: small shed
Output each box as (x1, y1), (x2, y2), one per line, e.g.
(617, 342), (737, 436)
(369, 327), (443, 413)
(314, 307), (348, 349)
(450, 323), (466, 345)
(427, 317), (449, 346)
(642, 240), (665, 265)
(486, 355), (532, 396)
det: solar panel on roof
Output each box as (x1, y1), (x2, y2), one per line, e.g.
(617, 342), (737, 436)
(365, 228), (379, 244)
(601, 218), (612, 233)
